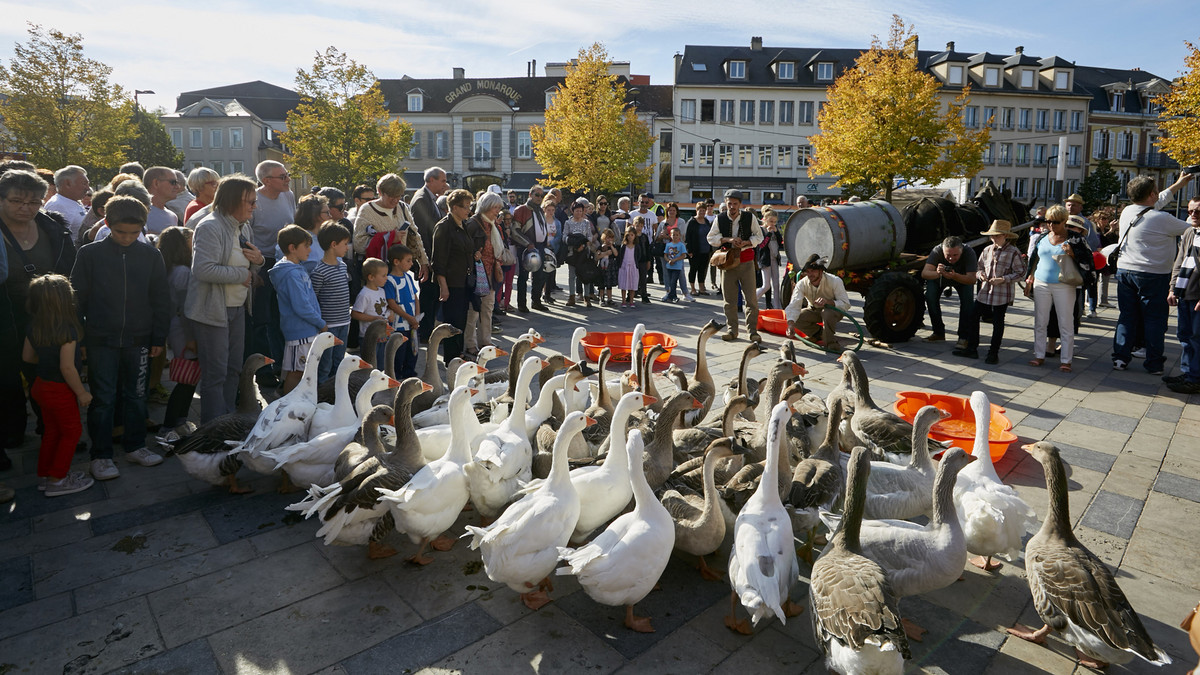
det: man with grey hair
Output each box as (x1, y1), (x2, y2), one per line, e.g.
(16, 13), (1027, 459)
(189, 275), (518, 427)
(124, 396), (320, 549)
(921, 235), (978, 349)
(249, 160), (296, 379)
(1112, 172), (1196, 374)
(45, 165), (90, 238)
(142, 166), (182, 234)
(165, 169), (193, 223)
(795, 195), (811, 209)
(410, 166), (448, 340)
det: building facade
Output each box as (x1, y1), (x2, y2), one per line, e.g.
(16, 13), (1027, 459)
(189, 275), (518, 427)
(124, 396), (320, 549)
(160, 80), (297, 183)
(376, 63), (671, 198)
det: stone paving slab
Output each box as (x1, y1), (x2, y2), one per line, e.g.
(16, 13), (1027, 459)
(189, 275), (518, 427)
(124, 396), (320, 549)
(0, 292), (1197, 673)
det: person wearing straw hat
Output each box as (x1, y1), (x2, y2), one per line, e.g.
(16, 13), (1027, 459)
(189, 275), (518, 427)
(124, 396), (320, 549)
(966, 220), (1027, 364)
(785, 254), (851, 351)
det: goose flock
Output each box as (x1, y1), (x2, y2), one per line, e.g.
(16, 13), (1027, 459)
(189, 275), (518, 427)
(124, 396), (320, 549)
(163, 318), (1173, 672)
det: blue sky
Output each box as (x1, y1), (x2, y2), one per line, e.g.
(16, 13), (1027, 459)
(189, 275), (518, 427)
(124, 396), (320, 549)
(2, 0), (1195, 114)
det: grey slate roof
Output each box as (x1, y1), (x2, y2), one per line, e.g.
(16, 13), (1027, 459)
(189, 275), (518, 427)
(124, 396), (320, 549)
(175, 81), (300, 122)
(375, 76), (673, 116)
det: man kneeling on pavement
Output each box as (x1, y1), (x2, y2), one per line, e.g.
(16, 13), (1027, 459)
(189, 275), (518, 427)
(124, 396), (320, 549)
(785, 254), (851, 351)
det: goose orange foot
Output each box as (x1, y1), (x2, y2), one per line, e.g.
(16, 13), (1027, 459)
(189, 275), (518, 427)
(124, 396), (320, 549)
(226, 474), (253, 494)
(1075, 649), (1108, 670)
(902, 618), (927, 642)
(430, 535), (456, 551)
(697, 556), (724, 581)
(970, 555), (1002, 571)
(625, 605), (655, 633)
(1007, 623), (1050, 644)
(724, 592), (753, 635)
(782, 600), (804, 618)
(368, 541), (398, 559)
(520, 590), (551, 610)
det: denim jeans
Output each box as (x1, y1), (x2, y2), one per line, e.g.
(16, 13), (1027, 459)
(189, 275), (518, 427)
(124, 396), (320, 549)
(318, 324), (350, 384)
(664, 267), (685, 300)
(1114, 271), (1170, 372)
(1178, 299), (1200, 382)
(925, 278), (976, 343)
(87, 344), (150, 459)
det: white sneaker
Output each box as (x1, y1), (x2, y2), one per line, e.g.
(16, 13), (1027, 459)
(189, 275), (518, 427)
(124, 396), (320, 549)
(1132, 348), (1146, 359)
(45, 471), (95, 497)
(126, 448), (164, 467)
(156, 430), (181, 445)
(684, 294), (696, 302)
(1087, 310), (1098, 319)
(91, 459), (120, 481)
(38, 476), (50, 491)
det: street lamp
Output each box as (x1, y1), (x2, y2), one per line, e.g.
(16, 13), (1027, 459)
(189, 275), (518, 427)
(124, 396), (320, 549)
(710, 138), (721, 198)
(133, 89), (155, 161)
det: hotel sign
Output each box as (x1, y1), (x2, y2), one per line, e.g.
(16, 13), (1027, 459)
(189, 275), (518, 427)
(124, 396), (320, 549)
(445, 80), (525, 105)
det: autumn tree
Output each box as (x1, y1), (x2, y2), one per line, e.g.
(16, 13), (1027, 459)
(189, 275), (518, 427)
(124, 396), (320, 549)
(0, 23), (132, 174)
(1158, 38), (1200, 165)
(532, 42), (655, 196)
(809, 16), (990, 202)
(131, 107), (185, 170)
(281, 47), (413, 194)
(1080, 159), (1121, 211)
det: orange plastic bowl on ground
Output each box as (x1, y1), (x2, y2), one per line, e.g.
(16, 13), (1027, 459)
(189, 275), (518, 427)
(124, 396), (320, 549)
(581, 331), (677, 367)
(892, 391), (1016, 462)
(757, 309), (790, 336)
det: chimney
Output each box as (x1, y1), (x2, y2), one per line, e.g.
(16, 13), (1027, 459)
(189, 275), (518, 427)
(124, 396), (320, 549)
(750, 36), (762, 52)
(946, 41), (955, 52)
(674, 52), (683, 74)
(1015, 45), (1024, 54)
(532, 59), (537, 76)
(452, 67), (465, 80)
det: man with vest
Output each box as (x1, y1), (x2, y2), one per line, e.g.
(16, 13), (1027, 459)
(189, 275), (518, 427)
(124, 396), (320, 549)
(512, 185), (549, 313)
(707, 189), (764, 342)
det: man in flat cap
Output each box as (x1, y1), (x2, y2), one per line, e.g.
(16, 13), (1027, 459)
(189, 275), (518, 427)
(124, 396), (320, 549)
(707, 189), (764, 342)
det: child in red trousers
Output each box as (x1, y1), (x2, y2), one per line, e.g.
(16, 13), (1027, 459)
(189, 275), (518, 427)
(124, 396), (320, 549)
(21, 274), (94, 497)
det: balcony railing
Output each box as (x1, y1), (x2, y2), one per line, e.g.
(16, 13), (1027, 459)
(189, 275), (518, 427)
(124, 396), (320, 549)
(1137, 152), (1180, 169)
(470, 155), (494, 171)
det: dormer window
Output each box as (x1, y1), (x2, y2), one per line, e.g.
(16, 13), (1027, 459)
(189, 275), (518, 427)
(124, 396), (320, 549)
(948, 65), (964, 85)
(728, 60), (746, 79)
(407, 93), (423, 112)
(545, 89), (557, 109)
(1019, 69), (1034, 88)
(199, 106), (215, 116)
(1111, 91), (1124, 112)
(1054, 71), (1069, 90)
(984, 67), (1000, 87)
(777, 61), (794, 80)
(816, 62), (834, 81)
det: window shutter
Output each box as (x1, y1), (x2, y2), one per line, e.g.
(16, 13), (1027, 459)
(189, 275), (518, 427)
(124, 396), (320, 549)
(510, 128), (517, 157)
(492, 130), (500, 159)
(426, 131), (434, 159)
(1092, 133), (1101, 159)
(1129, 133), (1138, 159)
(462, 129), (471, 158)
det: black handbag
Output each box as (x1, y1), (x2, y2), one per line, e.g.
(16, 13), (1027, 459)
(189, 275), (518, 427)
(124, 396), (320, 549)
(1109, 207), (1152, 269)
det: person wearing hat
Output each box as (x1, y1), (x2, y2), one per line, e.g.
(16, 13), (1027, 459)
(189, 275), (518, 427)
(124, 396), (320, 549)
(966, 220), (1027, 364)
(1065, 193), (1102, 317)
(708, 189), (764, 342)
(785, 254), (851, 351)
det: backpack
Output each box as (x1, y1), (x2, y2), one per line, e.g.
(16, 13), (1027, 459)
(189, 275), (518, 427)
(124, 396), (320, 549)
(365, 229), (404, 262)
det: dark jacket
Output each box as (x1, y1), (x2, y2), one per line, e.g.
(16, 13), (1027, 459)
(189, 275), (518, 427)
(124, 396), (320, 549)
(685, 216), (712, 255)
(71, 236), (169, 348)
(431, 214), (476, 288)
(1, 211), (77, 344)
(464, 215), (502, 285)
(615, 241), (647, 268)
(408, 186), (441, 257)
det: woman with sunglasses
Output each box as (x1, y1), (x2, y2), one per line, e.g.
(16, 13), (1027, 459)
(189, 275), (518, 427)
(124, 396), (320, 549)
(1025, 205), (1093, 372)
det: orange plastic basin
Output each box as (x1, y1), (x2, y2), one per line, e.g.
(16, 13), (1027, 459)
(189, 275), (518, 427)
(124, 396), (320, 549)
(892, 391), (1016, 462)
(581, 331), (677, 367)
(757, 309), (790, 336)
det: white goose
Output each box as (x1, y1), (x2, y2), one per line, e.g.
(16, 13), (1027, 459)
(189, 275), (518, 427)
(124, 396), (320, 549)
(1007, 441), (1172, 670)
(464, 355), (542, 521)
(565, 326), (592, 412)
(862, 405), (950, 520)
(725, 401), (802, 634)
(232, 332), (341, 482)
(953, 390), (1036, 570)
(266, 370), (400, 488)
(310, 355), (372, 437)
(377, 385), (478, 565)
(519, 391), (653, 542)
(557, 429), (675, 633)
(464, 411), (592, 610)
(410, 360), (488, 428)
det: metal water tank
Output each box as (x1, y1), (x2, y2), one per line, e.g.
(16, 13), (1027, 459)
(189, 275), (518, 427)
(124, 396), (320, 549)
(783, 201), (906, 272)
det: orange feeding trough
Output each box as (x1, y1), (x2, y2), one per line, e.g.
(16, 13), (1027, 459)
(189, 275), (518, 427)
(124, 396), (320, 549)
(757, 309), (791, 336)
(580, 331), (677, 368)
(892, 391), (1016, 462)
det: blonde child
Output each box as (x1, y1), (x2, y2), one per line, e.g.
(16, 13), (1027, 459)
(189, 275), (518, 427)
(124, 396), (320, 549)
(616, 226), (643, 308)
(352, 257), (395, 365)
(21, 275), (94, 497)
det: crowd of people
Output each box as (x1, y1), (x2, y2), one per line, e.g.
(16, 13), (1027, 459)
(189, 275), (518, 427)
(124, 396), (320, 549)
(1, 155), (1197, 505)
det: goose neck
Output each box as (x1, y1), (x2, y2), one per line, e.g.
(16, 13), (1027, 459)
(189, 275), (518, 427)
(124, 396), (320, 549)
(930, 458), (959, 524)
(1040, 453), (1073, 539)
(841, 454), (869, 550)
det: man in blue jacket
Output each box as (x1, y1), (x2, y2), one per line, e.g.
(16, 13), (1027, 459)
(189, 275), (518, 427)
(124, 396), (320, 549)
(71, 196), (170, 481)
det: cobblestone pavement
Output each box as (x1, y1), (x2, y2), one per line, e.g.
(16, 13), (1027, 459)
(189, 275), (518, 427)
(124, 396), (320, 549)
(2, 286), (1198, 674)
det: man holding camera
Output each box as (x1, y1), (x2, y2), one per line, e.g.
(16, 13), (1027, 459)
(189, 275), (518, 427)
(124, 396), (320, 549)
(1112, 171), (1195, 375)
(921, 236), (977, 350)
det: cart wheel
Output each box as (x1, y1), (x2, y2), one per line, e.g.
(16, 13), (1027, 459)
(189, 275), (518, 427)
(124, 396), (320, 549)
(863, 271), (925, 343)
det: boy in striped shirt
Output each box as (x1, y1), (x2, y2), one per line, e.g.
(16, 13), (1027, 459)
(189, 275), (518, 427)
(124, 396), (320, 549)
(310, 222), (353, 383)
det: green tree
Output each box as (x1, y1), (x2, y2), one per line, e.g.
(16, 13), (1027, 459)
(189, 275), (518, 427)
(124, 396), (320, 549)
(281, 47), (413, 194)
(0, 23), (132, 173)
(809, 16), (990, 202)
(1158, 38), (1200, 165)
(532, 42), (655, 196)
(130, 106), (184, 170)
(1080, 159), (1121, 211)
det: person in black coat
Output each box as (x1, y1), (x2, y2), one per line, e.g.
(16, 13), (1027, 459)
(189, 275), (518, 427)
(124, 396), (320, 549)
(685, 200), (715, 296)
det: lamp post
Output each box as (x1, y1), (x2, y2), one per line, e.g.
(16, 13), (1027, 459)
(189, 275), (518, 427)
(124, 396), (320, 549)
(710, 138), (721, 199)
(133, 89), (155, 161)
